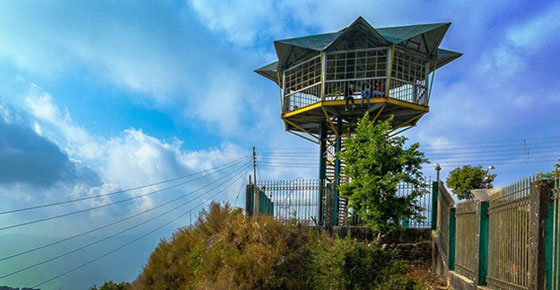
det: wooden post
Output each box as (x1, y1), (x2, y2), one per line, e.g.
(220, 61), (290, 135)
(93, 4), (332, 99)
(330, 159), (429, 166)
(528, 179), (552, 289)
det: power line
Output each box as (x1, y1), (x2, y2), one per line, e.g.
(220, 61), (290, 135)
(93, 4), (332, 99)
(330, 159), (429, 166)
(435, 159), (559, 167)
(428, 154), (560, 164)
(234, 170), (249, 207)
(418, 139), (560, 152)
(30, 166), (251, 289)
(0, 164), (250, 280)
(0, 158), (249, 232)
(425, 145), (560, 157)
(0, 161), (250, 262)
(0, 157), (249, 215)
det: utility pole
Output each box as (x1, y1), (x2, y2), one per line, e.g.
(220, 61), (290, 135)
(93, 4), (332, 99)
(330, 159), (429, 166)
(252, 146), (259, 215)
(252, 146), (257, 186)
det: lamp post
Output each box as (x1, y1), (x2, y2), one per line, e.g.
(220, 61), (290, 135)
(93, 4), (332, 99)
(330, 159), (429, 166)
(483, 165), (495, 189)
(434, 163), (441, 183)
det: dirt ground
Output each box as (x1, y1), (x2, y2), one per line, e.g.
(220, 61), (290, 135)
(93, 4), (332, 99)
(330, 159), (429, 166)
(408, 265), (448, 290)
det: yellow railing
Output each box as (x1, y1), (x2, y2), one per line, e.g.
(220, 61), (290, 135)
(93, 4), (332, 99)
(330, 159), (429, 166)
(486, 176), (535, 290)
(455, 199), (477, 281)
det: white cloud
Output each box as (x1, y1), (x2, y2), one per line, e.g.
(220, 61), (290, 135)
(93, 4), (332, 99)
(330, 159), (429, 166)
(4, 82), (250, 221)
(508, 2), (560, 49)
(189, 0), (288, 46)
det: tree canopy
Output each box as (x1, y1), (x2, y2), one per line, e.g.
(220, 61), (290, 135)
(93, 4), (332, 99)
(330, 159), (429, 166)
(338, 114), (429, 234)
(446, 165), (496, 200)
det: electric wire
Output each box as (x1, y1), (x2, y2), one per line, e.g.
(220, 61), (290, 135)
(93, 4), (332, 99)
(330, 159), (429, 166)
(0, 158), (249, 232)
(30, 166), (251, 288)
(234, 170), (249, 207)
(0, 157), (248, 215)
(0, 161), (250, 262)
(0, 164), (251, 280)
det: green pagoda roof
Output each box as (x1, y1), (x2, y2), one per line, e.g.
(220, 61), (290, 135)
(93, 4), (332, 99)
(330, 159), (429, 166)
(256, 17), (462, 84)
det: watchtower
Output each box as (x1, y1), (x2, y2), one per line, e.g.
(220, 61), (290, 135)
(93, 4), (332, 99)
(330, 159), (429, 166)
(255, 17), (461, 226)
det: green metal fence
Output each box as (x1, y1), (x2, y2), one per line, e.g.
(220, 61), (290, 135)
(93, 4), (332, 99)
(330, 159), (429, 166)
(436, 182), (455, 265)
(455, 199), (478, 281)
(246, 184), (274, 216)
(549, 169), (560, 290)
(486, 176), (534, 289)
(257, 179), (321, 224)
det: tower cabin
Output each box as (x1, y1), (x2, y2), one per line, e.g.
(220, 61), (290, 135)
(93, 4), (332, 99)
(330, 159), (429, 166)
(255, 17), (462, 138)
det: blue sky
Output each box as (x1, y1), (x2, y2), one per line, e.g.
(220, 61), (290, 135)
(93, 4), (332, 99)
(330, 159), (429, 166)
(0, 0), (559, 289)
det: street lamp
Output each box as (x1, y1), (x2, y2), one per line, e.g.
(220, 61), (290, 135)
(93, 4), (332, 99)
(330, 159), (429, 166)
(434, 163), (441, 183)
(483, 165), (495, 189)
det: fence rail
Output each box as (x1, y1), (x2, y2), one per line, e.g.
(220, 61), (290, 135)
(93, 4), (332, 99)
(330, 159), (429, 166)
(455, 199), (478, 281)
(486, 176), (534, 290)
(257, 179), (321, 225)
(396, 179), (433, 229)
(249, 179), (434, 229)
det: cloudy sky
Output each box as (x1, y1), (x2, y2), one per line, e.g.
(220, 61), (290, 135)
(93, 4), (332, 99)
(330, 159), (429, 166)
(0, 0), (559, 289)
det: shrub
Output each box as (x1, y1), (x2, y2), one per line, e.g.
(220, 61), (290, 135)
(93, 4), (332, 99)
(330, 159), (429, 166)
(96, 203), (419, 289)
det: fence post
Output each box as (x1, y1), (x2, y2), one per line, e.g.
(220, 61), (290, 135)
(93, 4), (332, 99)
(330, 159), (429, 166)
(475, 201), (489, 286)
(448, 207), (456, 270)
(528, 179), (552, 290)
(546, 194), (555, 290)
(431, 181), (439, 230)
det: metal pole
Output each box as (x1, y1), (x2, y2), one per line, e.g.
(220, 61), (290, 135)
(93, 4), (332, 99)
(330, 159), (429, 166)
(333, 117), (342, 226)
(318, 121), (327, 226)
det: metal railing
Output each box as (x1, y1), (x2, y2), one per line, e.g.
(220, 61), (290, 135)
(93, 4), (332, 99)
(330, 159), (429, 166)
(486, 176), (534, 290)
(280, 48), (431, 113)
(455, 199), (478, 281)
(396, 179), (433, 229)
(257, 179), (321, 225)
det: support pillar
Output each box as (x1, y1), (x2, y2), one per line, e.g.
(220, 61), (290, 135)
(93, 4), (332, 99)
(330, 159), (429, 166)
(318, 121), (327, 226)
(528, 179), (552, 289)
(333, 117), (342, 226)
(448, 208), (456, 270)
(475, 201), (489, 286)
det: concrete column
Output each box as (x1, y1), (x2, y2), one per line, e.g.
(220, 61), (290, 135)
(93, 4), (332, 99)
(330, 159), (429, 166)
(528, 179), (552, 290)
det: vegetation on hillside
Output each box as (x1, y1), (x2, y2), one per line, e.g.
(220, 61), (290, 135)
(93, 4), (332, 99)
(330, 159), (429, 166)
(93, 202), (422, 289)
(339, 114), (429, 236)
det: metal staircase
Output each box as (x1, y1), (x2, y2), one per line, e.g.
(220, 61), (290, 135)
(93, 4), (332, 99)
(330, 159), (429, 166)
(324, 134), (349, 226)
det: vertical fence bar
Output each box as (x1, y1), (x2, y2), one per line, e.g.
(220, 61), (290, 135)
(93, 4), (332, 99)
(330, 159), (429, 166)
(449, 207), (456, 270)
(477, 201), (489, 285)
(431, 181), (439, 230)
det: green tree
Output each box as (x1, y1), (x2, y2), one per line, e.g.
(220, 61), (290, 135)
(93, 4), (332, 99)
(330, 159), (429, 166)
(339, 114), (429, 236)
(446, 165), (496, 200)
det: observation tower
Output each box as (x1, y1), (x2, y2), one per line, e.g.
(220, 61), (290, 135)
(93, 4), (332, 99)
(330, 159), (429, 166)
(255, 17), (461, 225)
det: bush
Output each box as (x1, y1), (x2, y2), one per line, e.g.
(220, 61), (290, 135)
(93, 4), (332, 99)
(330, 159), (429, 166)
(98, 203), (418, 289)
